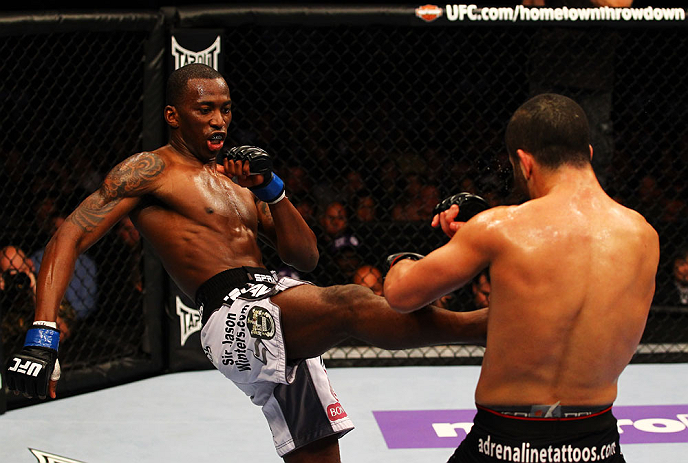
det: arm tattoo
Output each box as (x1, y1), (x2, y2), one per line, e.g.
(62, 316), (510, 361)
(258, 200), (275, 226)
(67, 152), (165, 233)
(102, 152), (166, 200)
(260, 201), (271, 218)
(68, 193), (121, 233)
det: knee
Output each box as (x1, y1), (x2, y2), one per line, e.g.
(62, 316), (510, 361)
(324, 283), (376, 308)
(323, 283), (381, 326)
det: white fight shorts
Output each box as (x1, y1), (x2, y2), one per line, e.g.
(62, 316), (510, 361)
(196, 267), (354, 456)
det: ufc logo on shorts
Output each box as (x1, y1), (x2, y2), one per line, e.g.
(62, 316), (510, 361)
(8, 357), (43, 377)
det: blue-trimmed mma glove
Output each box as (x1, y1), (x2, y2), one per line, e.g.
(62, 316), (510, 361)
(433, 192), (489, 222)
(386, 252), (425, 270)
(216, 145), (286, 204)
(5, 322), (61, 399)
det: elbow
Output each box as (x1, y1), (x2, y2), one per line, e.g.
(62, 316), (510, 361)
(384, 286), (419, 313)
(293, 232), (319, 272)
(299, 235), (320, 272)
(388, 302), (417, 314)
(298, 251), (319, 273)
(284, 247), (319, 273)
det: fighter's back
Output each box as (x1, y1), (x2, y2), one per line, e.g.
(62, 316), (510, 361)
(475, 185), (659, 407)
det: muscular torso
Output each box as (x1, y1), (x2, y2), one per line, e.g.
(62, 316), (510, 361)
(475, 188), (658, 407)
(128, 147), (268, 298)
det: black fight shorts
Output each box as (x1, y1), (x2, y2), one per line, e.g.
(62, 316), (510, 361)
(447, 405), (625, 462)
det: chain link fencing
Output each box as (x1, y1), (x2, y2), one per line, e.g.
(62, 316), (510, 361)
(0, 14), (166, 408)
(1, 8), (686, 404)
(215, 17), (688, 364)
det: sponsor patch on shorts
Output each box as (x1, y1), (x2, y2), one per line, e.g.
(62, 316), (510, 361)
(327, 402), (348, 422)
(247, 306), (276, 339)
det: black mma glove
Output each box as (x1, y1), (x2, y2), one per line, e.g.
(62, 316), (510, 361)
(433, 192), (489, 222)
(386, 252), (425, 269)
(5, 322), (60, 399)
(216, 145), (286, 204)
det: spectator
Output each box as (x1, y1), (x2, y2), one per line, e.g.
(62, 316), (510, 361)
(1, 245), (75, 353)
(434, 293), (457, 310)
(630, 174), (664, 226)
(653, 246), (688, 307)
(352, 264), (384, 296)
(392, 174), (441, 223)
(482, 190), (504, 208)
(1, 245), (36, 293)
(0, 147), (33, 240)
(311, 164), (346, 211)
(343, 169), (367, 208)
(391, 172), (425, 221)
(328, 235), (363, 284)
(433, 271), (491, 313)
(418, 184), (441, 221)
(352, 193), (378, 224)
(30, 215), (98, 320)
(282, 165), (312, 207)
(30, 194), (62, 247)
(423, 146), (453, 188)
(659, 195), (687, 227)
(457, 176), (478, 195)
(317, 201), (350, 247)
(99, 216), (146, 328)
(312, 201), (364, 285)
(294, 198), (318, 228)
(65, 142), (103, 197)
(373, 158), (402, 217)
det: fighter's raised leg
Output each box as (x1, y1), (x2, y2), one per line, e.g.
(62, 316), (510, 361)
(274, 283), (487, 361)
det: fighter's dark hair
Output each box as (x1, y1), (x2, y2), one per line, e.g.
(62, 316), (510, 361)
(505, 93), (591, 169)
(166, 63), (225, 106)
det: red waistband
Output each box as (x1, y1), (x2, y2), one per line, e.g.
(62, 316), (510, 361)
(476, 404), (613, 421)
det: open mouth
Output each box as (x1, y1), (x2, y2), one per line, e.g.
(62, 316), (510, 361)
(207, 133), (225, 151)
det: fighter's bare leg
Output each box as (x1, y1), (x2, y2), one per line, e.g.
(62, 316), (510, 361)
(274, 283), (487, 360)
(283, 435), (340, 463)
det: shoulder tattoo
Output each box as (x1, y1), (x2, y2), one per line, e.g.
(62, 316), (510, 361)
(102, 152), (166, 199)
(67, 152), (165, 232)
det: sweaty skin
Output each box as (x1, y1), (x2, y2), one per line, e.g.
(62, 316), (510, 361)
(385, 155), (659, 407)
(35, 77), (316, 309)
(33, 77), (315, 396)
(31, 75), (488, 426)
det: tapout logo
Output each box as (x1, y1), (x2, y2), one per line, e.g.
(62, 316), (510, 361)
(171, 35), (221, 71)
(176, 296), (202, 346)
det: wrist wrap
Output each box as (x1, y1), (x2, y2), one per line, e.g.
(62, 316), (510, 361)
(250, 173), (286, 204)
(25, 326), (60, 351)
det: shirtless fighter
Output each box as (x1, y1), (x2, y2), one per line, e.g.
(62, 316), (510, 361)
(384, 93), (659, 462)
(5, 63), (487, 463)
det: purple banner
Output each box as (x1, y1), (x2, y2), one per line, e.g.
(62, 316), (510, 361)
(373, 405), (688, 449)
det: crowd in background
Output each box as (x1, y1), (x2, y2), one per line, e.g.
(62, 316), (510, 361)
(1, 103), (687, 357)
(2, 12), (687, 359)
